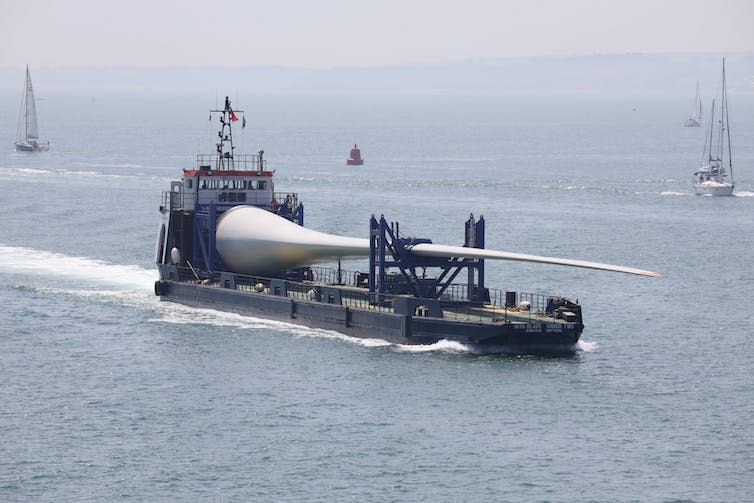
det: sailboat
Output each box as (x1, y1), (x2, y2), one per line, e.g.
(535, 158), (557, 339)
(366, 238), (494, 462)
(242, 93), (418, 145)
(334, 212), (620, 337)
(683, 81), (702, 127)
(15, 66), (50, 152)
(694, 59), (734, 197)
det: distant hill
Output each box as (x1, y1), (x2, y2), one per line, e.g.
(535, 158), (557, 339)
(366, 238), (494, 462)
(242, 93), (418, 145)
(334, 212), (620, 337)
(1, 53), (753, 95)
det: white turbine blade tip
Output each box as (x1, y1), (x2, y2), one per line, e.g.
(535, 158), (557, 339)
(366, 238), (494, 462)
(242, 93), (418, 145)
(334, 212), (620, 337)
(409, 243), (660, 277)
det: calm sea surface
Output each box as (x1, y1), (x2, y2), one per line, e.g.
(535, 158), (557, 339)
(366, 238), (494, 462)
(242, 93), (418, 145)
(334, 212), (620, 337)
(1, 91), (753, 502)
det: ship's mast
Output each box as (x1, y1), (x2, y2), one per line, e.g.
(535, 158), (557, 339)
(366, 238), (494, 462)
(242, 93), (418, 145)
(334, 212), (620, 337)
(211, 96), (243, 171)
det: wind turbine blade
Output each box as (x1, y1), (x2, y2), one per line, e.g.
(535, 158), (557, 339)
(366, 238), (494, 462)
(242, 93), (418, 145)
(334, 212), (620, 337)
(215, 205), (660, 278)
(409, 243), (660, 277)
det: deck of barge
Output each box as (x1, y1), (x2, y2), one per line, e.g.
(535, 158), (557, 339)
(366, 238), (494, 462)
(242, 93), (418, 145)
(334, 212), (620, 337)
(171, 266), (578, 328)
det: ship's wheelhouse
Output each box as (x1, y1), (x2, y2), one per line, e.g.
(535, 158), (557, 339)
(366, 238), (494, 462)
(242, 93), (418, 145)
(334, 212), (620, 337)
(156, 95), (303, 273)
(181, 168), (276, 212)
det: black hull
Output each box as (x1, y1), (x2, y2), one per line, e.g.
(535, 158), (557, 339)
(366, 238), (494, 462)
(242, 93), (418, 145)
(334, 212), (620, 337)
(156, 280), (582, 353)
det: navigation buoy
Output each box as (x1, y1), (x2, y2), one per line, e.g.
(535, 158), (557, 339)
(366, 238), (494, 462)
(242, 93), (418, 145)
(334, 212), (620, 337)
(346, 144), (364, 165)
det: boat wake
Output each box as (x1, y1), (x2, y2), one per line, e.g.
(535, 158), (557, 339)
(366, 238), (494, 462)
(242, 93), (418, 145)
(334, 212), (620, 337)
(396, 339), (471, 353)
(660, 191), (689, 197)
(72, 161), (145, 169)
(0, 244), (157, 289)
(154, 302), (476, 353)
(734, 191), (754, 197)
(576, 339), (598, 352)
(0, 244), (597, 356)
(0, 244), (466, 352)
(0, 166), (171, 183)
(0, 167), (56, 177)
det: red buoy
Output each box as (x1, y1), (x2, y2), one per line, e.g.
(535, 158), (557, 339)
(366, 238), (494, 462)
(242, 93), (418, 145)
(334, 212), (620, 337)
(346, 144), (364, 165)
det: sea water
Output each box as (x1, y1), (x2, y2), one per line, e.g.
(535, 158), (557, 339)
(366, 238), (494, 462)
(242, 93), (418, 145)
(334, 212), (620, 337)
(1, 91), (753, 502)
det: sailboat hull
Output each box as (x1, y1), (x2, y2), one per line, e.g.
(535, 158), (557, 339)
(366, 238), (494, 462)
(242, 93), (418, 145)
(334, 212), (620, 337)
(683, 118), (701, 127)
(694, 181), (734, 197)
(14, 142), (35, 152)
(14, 141), (49, 152)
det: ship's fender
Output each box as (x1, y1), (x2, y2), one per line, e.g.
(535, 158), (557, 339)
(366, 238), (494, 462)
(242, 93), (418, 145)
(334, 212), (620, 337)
(154, 280), (168, 296)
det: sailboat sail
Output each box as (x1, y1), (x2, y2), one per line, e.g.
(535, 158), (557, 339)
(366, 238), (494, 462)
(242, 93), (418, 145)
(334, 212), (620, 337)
(696, 81), (702, 121)
(15, 66), (48, 152)
(24, 67), (39, 140)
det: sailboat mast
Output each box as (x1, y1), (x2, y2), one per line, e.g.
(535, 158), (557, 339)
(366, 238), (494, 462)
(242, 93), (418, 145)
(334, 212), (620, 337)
(722, 58), (733, 181)
(16, 69), (27, 143)
(706, 99), (715, 163)
(24, 66), (39, 141)
(717, 100), (725, 166)
(24, 67), (29, 140)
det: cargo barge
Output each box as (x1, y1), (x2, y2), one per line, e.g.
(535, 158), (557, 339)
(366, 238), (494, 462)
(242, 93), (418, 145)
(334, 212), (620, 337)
(154, 97), (658, 352)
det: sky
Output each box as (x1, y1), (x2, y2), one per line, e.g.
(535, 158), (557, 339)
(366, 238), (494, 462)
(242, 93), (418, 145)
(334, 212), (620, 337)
(1, 0), (754, 69)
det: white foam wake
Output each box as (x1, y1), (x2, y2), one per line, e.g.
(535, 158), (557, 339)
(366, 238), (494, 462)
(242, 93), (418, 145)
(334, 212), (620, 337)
(152, 300), (479, 353)
(0, 245), (584, 356)
(660, 191), (688, 197)
(0, 167), (55, 177)
(153, 301), (463, 351)
(576, 339), (598, 352)
(395, 339), (471, 353)
(0, 166), (172, 183)
(0, 244), (157, 289)
(0, 244), (466, 352)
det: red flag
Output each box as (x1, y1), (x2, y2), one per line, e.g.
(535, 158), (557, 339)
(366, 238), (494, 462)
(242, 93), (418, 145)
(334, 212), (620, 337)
(229, 108), (238, 122)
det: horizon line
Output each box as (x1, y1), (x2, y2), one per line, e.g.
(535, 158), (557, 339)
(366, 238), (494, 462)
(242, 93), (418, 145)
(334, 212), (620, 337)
(2, 51), (753, 72)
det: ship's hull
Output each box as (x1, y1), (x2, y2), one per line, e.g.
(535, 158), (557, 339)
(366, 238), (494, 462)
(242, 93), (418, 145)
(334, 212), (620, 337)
(683, 118), (701, 127)
(694, 181), (734, 197)
(155, 279), (583, 353)
(15, 142), (35, 152)
(15, 141), (49, 152)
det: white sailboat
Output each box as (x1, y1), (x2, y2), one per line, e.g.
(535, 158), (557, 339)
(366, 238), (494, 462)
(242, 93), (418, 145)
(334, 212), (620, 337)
(694, 59), (733, 197)
(683, 80), (702, 127)
(15, 66), (50, 152)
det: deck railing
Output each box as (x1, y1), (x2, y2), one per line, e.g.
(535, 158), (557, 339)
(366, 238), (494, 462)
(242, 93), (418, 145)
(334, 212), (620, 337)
(163, 265), (568, 325)
(196, 153), (266, 171)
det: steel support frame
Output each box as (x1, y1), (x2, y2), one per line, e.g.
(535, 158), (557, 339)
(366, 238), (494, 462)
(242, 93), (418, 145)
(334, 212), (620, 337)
(368, 214), (486, 306)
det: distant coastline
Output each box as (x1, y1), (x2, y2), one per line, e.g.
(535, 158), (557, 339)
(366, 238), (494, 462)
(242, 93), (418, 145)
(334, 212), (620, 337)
(1, 53), (753, 95)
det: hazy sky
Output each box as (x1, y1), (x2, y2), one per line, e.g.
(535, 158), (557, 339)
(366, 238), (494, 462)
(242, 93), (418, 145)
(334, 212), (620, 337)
(2, 0), (753, 68)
